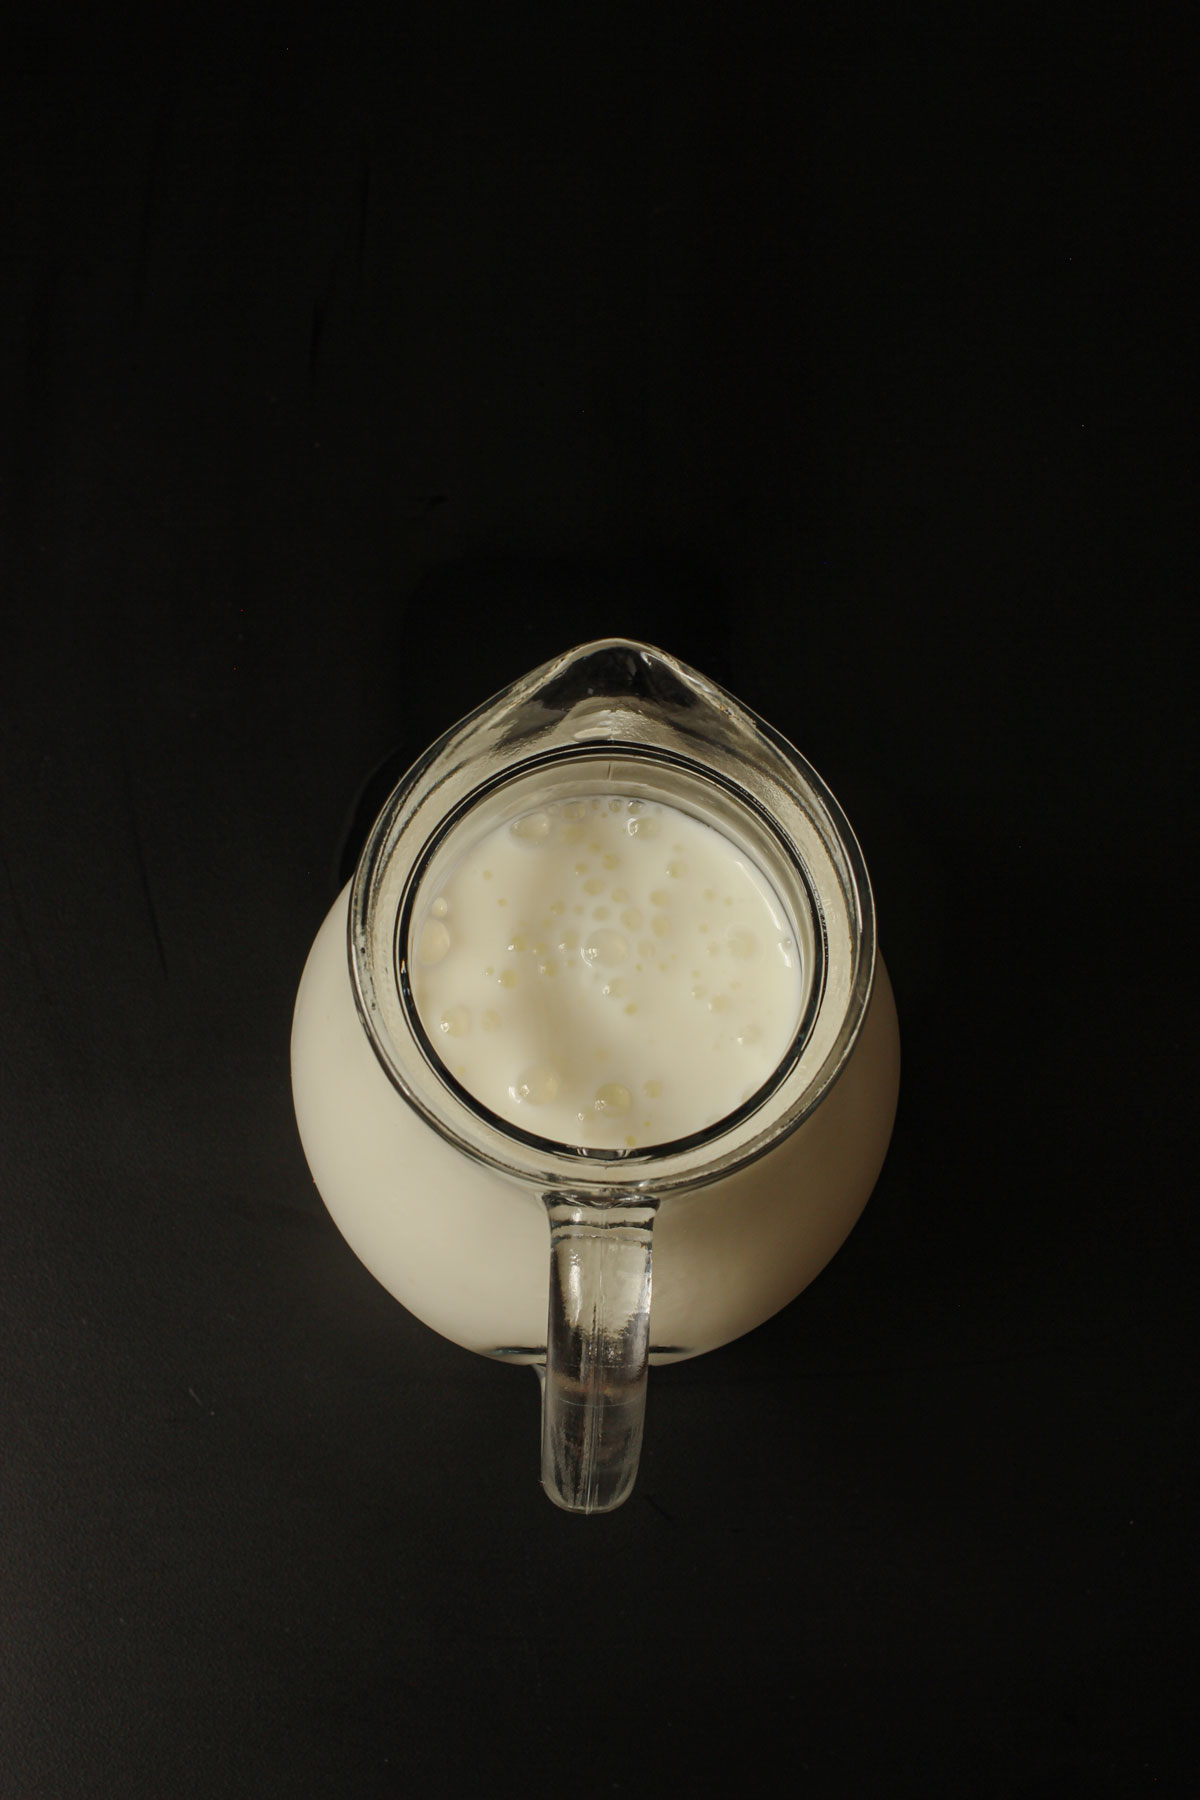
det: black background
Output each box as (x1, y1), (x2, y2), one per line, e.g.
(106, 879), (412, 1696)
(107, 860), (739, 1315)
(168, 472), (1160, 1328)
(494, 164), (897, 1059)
(2, 6), (1194, 1796)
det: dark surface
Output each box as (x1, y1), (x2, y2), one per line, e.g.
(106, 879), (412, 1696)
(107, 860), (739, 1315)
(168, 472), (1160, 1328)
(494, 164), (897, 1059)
(2, 8), (1193, 1796)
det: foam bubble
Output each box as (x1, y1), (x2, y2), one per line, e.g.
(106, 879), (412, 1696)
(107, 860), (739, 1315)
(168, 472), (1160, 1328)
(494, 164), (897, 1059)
(583, 929), (628, 968)
(416, 920), (451, 966)
(511, 1064), (560, 1105)
(594, 1082), (632, 1116)
(510, 811), (553, 842)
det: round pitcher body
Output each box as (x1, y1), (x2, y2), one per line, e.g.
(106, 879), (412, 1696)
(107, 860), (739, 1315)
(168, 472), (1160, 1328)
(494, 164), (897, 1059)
(292, 881), (899, 1363)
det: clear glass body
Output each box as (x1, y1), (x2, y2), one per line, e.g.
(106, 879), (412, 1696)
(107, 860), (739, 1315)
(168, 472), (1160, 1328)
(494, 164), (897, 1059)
(290, 641), (900, 1511)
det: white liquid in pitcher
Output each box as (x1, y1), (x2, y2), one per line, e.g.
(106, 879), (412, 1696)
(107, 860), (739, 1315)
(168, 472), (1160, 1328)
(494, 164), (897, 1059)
(409, 798), (804, 1149)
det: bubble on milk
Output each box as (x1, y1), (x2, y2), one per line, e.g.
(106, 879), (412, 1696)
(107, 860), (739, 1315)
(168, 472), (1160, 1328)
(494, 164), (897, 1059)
(510, 810), (553, 843)
(511, 1064), (560, 1106)
(417, 919), (451, 966)
(594, 1082), (632, 1116)
(439, 1005), (471, 1038)
(583, 929), (628, 968)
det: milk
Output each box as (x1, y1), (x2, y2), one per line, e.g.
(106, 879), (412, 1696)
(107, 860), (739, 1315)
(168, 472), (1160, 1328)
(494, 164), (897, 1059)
(291, 882), (900, 1363)
(409, 797), (804, 1150)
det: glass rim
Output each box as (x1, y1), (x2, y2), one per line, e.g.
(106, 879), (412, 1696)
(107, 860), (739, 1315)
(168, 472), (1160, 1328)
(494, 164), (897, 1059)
(393, 748), (830, 1170)
(348, 640), (876, 1201)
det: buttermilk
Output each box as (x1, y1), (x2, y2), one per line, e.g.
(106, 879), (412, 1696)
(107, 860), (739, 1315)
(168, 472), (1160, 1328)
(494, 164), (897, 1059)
(409, 797), (803, 1150)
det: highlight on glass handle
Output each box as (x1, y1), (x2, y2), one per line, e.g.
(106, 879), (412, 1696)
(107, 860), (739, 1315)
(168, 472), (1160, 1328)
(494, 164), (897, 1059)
(540, 1197), (657, 1514)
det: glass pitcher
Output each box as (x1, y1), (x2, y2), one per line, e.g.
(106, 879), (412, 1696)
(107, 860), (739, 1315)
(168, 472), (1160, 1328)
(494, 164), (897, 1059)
(290, 639), (900, 1512)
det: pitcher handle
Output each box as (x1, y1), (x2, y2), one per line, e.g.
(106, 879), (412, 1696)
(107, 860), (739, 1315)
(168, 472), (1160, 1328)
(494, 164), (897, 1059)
(540, 1197), (657, 1514)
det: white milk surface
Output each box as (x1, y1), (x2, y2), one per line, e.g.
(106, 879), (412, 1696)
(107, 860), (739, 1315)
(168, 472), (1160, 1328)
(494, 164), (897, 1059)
(409, 797), (804, 1149)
